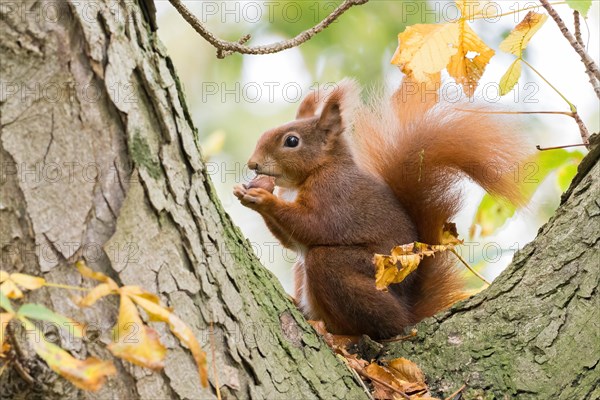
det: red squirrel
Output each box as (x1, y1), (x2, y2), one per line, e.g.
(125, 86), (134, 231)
(233, 78), (530, 339)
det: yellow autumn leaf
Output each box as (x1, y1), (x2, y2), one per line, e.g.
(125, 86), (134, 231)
(0, 341), (10, 358)
(447, 22), (495, 96)
(21, 319), (115, 391)
(499, 58), (523, 96)
(374, 251), (421, 291)
(76, 261), (114, 284)
(0, 313), (13, 350)
(392, 23), (460, 83)
(108, 294), (166, 371)
(499, 11), (548, 56)
(78, 283), (115, 307)
(0, 271), (45, 299)
(121, 286), (161, 306)
(10, 273), (45, 290)
(393, 243), (435, 259)
(456, 0), (486, 19)
(130, 294), (208, 387)
(440, 222), (463, 246)
(374, 237), (461, 291)
(0, 281), (22, 299)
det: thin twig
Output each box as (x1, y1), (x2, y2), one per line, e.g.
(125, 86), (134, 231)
(450, 249), (491, 286)
(521, 58), (591, 144)
(574, 10), (600, 100)
(571, 111), (592, 144)
(444, 384), (467, 400)
(168, 0), (369, 59)
(379, 328), (418, 343)
(538, 0), (600, 82)
(573, 10), (584, 47)
(455, 109), (574, 117)
(536, 143), (589, 151)
(342, 356), (375, 400)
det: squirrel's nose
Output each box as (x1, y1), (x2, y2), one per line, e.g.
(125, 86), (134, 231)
(247, 160), (259, 171)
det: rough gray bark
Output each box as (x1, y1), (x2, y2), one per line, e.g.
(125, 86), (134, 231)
(1, 1), (598, 400)
(382, 140), (600, 399)
(0, 1), (364, 399)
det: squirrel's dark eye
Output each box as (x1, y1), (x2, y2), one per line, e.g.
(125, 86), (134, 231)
(284, 135), (300, 148)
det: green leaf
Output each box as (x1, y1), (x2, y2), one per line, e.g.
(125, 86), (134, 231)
(0, 292), (14, 313)
(474, 195), (517, 237)
(557, 164), (578, 192)
(499, 58), (522, 96)
(17, 304), (84, 337)
(18, 318), (114, 391)
(520, 150), (580, 197)
(473, 150), (583, 236)
(567, 0), (592, 17)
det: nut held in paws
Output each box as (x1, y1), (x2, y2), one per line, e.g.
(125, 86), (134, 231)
(247, 175), (276, 192)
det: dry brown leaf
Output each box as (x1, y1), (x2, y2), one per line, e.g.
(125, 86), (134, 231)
(387, 357), (426, 384)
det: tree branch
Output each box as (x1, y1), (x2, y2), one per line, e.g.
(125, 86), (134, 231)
(167, 0), (369, 59)
(573, 10), (600, 100)
(538, 0), (600, 82)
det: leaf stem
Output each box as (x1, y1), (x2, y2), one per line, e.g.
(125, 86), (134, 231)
(450, 249), (491, 286)
(468, 2), (566, 21)
(520, 59), (590, 144)
(520, 58), (576, 112)
(43, 282), (90, 292)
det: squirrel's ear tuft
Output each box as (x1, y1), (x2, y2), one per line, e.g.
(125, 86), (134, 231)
(296, 90), (321, 119)
(317, 78), (361, 135)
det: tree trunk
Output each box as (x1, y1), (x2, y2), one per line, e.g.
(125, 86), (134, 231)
(1, 1), (598, 400)
(0, 1), (364, 399)
(382, 141), (600, 399)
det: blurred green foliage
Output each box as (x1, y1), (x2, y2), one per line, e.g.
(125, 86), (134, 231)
(158, 0), (430, 160)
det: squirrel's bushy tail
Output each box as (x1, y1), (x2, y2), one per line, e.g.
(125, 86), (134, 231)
(352, 81), (532, 320)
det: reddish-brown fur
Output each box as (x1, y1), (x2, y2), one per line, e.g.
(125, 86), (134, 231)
(234, 79), (531, 339)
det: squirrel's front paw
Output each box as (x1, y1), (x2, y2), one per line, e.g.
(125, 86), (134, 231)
(242, 188), (275, 209)
(233, 184), (248, 200)
(234, 185), (274, 209)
